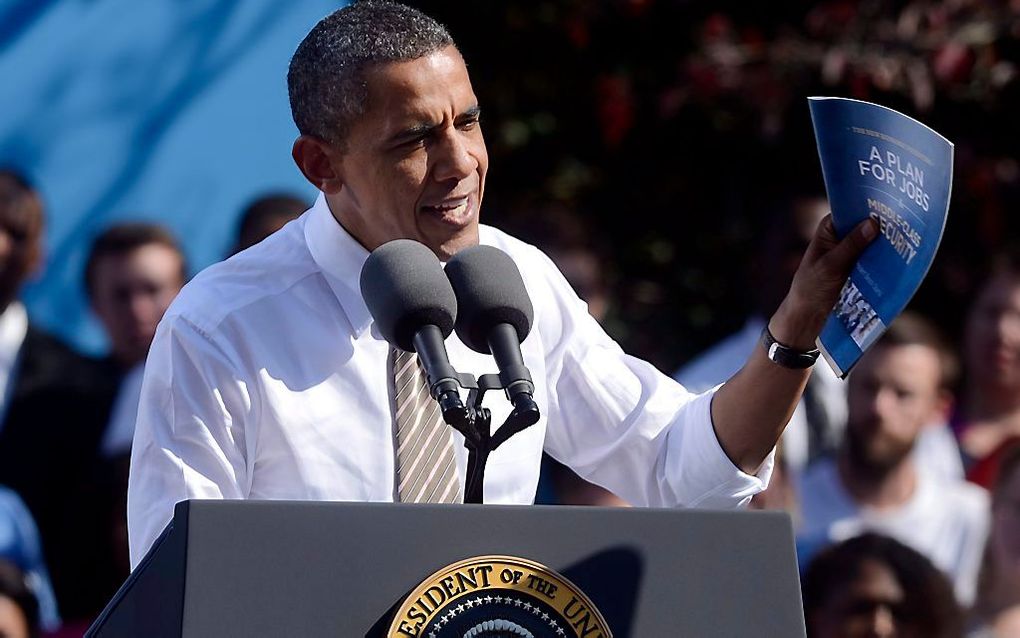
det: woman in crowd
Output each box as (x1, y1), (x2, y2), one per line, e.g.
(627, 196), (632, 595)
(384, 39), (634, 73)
(969, 443), (1020, 637)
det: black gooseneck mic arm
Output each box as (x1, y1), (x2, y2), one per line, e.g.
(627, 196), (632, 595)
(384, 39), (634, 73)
(432, 360), (540, 504)
(361, 239), (540, 504)
(412, 325), (467, 417)
(439, 244), (542, 504)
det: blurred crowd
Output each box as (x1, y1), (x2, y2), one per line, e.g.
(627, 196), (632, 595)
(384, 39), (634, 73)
(2, 1), (1020, 637)
(0, 174), (306, 636)
(531, 191), (1020, 638)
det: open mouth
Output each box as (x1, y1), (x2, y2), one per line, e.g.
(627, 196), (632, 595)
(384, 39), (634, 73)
(421, 196), (473, 225)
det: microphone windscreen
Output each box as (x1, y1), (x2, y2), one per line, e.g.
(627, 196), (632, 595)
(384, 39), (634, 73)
(445, 245), (534, 354)
(360, 239), (457, 351)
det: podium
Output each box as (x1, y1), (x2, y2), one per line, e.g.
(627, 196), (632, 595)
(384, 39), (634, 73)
(87, 500), (806, 637)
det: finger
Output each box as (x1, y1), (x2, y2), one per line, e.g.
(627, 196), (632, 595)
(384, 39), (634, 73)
(822, 217), (879, 272)
(801, 214), (839, 264)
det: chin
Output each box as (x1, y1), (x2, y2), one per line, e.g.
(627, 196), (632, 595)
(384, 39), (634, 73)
(433, 232), (480, 260)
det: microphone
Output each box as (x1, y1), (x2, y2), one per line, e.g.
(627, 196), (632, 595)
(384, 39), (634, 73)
(360, 239), (462, 415)
(444, 245), (536, 409)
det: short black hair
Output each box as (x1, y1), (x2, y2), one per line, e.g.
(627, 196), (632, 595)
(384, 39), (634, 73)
(802, 533), (962, 638)
(84, 222), (187, 299)
(287, 1), (455, 146)
(0, 168), (44, 227)
(233, 193), (308, 254)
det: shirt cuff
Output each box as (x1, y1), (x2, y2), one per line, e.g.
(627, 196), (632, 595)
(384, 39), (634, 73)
(666, 387), (775, 509)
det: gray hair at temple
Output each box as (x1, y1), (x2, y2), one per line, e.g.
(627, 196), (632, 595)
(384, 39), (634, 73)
(287, 1), (455, 147)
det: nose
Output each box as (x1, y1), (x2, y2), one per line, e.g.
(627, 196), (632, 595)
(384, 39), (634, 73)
(128, 292), (159, 325)
(0, 229), (11, 262)
(995, 308), (1020, 344)
(869, 604), (896, 637)
(868, 386), (898, 421)
(431, 128), (477, 183)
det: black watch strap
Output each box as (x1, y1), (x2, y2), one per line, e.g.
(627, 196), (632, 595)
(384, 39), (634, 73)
(760, 326), (820, 369)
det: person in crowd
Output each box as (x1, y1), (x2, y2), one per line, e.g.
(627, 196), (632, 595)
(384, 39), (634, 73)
(956, 252), (1020, 488)
(84, 222), (188, 457)
(802, 532), (963, 638)
(798, 313), (989, 605)
(0, 488), (56, 632)
(0, 560), (38, 638)
(230, 192), (309, 255)
(0, 169), (113, 622)
(675, 195), (847, 478)
(79, 222), (188, 616)
(127, 0), (877, 567)
(969, 442), (1020, 637)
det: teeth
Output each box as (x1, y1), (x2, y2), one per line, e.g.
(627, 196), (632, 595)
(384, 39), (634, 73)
(429, 199), (468, 217)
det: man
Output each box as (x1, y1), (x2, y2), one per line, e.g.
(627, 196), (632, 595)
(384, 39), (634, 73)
(0, 170), (112, 621)
(78, 222), (188, 615)
(128, 1), (876, 567)
(85, 222), (187, 456)
(230, 192), (309, 255)
(797, 313), (989, 605)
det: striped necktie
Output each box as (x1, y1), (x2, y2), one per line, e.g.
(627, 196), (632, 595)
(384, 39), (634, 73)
(391, 347), (462, 503)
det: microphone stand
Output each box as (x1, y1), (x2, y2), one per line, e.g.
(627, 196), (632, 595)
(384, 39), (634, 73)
(438, 372), (540, 504)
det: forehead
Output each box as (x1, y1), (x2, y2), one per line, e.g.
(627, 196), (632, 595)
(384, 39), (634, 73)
(94, 243), (182, 276)
(976, 272), (1020, 308)
(852, 343), (941, 386)
(846, 558), (904, 601)
(358, 46), (476, 126)
(0, 190), (43, 234)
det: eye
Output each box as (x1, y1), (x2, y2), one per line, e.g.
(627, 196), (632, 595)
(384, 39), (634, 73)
(402, 132), (429, 148)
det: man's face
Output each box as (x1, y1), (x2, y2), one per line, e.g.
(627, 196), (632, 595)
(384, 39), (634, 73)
(846, 344), (944, 472)
(0, 594), (30, 638)
(91, 243), (185, 368)
(326, 46), (487, 260)
(964, 272), (1020, 393)
(0, 197), (42, 311)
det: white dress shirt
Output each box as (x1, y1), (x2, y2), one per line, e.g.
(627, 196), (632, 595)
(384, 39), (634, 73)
(100, 362), (145, 458)
(0, 302), (29, 430)
(128, 194), (772, 568)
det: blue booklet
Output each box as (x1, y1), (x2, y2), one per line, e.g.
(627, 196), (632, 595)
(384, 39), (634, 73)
(809, 97), (953, 378)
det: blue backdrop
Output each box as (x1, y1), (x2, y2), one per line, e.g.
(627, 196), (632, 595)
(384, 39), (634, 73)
(0, 0), (344, 354)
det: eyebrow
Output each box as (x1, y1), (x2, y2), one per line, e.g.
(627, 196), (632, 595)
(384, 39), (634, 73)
(387, 105), (482, 147)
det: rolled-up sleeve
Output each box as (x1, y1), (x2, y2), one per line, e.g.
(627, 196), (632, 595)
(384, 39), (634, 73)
(127, 315), (255, 569)
(531, 247), (773, 509)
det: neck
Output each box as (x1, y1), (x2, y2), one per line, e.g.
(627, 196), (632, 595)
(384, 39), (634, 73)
(837, 449), (917, 510)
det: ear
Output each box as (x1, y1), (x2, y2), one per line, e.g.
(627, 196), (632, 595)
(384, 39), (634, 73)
(25, 228), (45, 281)
(933, 389), (954, 423)
(292, 135), (345, 194)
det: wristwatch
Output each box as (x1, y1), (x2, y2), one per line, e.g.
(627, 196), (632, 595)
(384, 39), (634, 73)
(760, 326), (820, 369)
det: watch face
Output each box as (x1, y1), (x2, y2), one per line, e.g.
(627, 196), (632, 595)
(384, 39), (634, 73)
(762, 328), (819, 369)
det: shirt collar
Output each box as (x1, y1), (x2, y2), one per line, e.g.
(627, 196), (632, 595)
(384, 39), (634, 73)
(0, 302), (28, 369)
(304, 192), (374, 337)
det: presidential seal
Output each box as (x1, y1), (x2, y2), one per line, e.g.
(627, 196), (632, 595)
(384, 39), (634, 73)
(388, 556), (612, 638)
